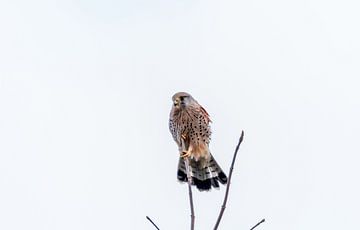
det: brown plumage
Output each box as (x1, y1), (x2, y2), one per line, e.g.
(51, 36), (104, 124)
(169, 92), (227, 191)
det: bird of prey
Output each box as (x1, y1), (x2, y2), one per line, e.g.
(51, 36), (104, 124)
(169, 92), (227, 191)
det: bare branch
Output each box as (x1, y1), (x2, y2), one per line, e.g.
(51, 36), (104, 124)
(146, 216), (160, 230)
(184, 157), (195, 230)
(213, 130), (244, 230)
(147, 131), (263, 230)
(250, 219), (265, 230)
(181, 137), (195, 230)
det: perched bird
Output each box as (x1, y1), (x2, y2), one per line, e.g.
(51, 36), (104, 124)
(169, 92), (227, 191)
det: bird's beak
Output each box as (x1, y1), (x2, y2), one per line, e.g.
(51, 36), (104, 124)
(174, 98), (180, 106)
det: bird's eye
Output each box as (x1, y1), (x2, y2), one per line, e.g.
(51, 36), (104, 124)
(180, 96), (188, 101)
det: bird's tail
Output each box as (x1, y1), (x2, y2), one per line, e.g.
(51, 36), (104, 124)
(177, 154), (227, 191)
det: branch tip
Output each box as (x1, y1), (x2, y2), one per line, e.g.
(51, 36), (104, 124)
(250, 218), (265, 230)
(146, 216), (160, 230)
(213, 131), (245, 230)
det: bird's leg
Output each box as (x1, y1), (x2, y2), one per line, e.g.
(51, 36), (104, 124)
(180, 133), (193, 184)
(181, 133), (187, 140)
(180, 133), (191, 158)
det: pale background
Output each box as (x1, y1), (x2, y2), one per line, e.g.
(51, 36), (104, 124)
(1, 0), (359, 229)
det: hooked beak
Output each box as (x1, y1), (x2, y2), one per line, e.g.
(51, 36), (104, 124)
(173, 98), (180, 106)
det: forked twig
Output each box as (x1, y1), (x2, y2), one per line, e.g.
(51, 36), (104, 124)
(213, 130), (244, 230)
(146, 216), (160, 230)
(147, 130), (265, 230)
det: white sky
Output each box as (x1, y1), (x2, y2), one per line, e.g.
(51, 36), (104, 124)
(1, 0), (360, 229)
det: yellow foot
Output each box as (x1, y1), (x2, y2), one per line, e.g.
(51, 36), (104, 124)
(180, 151), (191, 158)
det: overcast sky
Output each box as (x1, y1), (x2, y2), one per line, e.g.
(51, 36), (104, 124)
(1, 0), (360, 229)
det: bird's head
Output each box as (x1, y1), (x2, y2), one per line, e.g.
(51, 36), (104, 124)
(172, 92), (196, 109)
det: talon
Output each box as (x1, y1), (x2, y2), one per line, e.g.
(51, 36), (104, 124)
(180, 151), (191, 158)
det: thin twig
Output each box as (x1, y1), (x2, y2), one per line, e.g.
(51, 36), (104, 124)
(181, 138), (195, 230)
(213, 130), (244, 230)
(250, 218), (265, 230)
(184, 157), (195, 230)
(146, 216), (160, 230)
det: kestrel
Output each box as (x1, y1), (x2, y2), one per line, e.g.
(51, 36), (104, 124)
(169, 92), (227, 191)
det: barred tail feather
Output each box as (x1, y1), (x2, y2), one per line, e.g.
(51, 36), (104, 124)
(177, 155), (227, 191)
